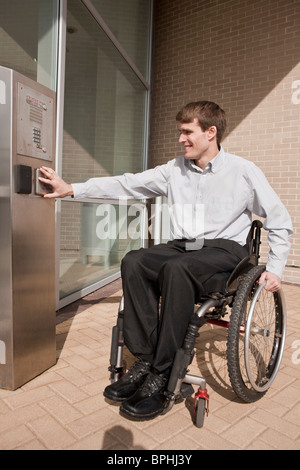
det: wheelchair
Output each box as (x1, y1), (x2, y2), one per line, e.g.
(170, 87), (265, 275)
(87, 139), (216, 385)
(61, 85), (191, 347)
(107, 220), (287, 428)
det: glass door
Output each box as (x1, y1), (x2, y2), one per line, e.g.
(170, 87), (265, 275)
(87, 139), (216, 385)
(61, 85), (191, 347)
(58, 0), (152, 306)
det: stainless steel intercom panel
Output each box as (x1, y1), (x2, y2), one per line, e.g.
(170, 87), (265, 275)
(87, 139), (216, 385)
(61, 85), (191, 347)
(16, 81), (54, 161)
(0, 66), (56, 390)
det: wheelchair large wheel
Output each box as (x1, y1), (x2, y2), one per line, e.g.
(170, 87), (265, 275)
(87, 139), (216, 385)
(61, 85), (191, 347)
(227, 265), (286, 403)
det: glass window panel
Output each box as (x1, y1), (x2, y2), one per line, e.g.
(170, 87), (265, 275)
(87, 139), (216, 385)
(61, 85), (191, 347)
(59, 200), (146, 300)
(89, 0), (152, 79)
(64, 0), (147, 181)
(0, 0), (58, 90)
(60, 1), (151, 301)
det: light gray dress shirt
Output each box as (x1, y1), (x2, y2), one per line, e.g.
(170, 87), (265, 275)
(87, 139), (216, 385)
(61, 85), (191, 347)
(72, 147), (293, 278)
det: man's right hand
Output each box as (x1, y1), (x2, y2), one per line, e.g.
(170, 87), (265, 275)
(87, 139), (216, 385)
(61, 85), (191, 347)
(39, 167), (74, 199)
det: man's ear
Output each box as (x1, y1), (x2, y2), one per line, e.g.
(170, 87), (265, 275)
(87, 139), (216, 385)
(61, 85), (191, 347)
(207, 126), (217, 141)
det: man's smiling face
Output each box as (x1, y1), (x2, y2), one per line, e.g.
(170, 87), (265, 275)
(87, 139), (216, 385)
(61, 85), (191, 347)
(178, 118), (211, 161)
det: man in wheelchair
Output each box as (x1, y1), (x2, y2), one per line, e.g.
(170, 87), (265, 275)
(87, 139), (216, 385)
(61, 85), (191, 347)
(39, 101), (293, 422)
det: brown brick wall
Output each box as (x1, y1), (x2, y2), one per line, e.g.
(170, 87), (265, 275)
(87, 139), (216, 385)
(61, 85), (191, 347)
(150, 0), (300, 284)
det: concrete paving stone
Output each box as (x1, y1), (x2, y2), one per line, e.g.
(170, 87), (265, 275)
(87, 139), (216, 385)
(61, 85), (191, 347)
(259, 427), (300, 450)
(266, 370), (296, 392)
(0, 387), (22, 399)
(48, 380), (90, 404)
(66, 428), (117, 450)
(245, 439), (277, 450)
(40, 395), (84, 424)
(105, 424), (159, 450)
(3, 386), (55, 410)
(218, 416), (267, 449)
(56, 364), (95, 387)
(84, 366), (109, 383)
(73, 393), (108, 415)
(257, 396), (290, 418)
(69, 344), (101, 360)
(63, 354), (99, 373)
(15, 439), (48, 450)
(73, 336), (104, 351)
(283, 401), (300, 428)
(48, 357), (70, 372)
(90, 355), (111, 370)
(57, 338), (83, 351)
(183, 425), (239, 450)
(0, 424), (35, 450)
(21, 371), (64, 390)
(81, 378), (109, 397)
(201, 409), (232, 434)
(0, 399), (11, 414)
(282, 366), (300, 381)
(66, 407), (120, 439)
(250, 408), (299, 439)
(154, 432), (205, 450)
(0, 403), (47, 434)
(27, 414), (77, 450)
(269, 384), (300, 408)
(213, 399), (257, 424)
(142, 410), (194, 443)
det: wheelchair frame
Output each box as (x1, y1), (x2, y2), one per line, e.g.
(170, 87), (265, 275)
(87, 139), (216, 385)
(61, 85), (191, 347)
(108, 220), (287, 427)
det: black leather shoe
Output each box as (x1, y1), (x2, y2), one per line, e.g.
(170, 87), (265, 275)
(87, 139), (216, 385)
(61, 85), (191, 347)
(103, 359), (151, 402)
(119, 371), (168, 420)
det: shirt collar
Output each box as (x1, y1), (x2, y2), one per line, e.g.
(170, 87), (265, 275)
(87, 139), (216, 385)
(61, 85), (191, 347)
(186, 146), (225, 174)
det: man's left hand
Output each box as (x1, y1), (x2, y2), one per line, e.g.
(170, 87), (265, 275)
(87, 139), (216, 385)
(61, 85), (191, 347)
(259, 271), (281, 292)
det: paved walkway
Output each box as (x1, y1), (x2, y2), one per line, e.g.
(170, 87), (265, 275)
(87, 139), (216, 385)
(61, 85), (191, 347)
(0, 280), (299, 450)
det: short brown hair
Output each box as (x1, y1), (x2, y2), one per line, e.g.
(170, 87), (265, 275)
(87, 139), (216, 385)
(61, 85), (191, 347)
(176, 101), (227, 145)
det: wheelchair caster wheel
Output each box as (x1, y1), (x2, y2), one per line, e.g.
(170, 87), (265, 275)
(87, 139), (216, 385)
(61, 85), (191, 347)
(194, 388), (209, 428)
(194, 398), (206, 428)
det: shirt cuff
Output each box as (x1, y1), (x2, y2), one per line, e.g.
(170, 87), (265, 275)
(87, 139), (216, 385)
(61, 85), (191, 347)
(71, 183), (87, 199)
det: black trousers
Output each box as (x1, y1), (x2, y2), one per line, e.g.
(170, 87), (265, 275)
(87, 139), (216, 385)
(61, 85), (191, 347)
(121, 239), (248, 373)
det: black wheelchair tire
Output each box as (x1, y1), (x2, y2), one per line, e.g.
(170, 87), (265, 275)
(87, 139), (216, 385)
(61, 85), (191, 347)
(227, 265), (285, 403)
